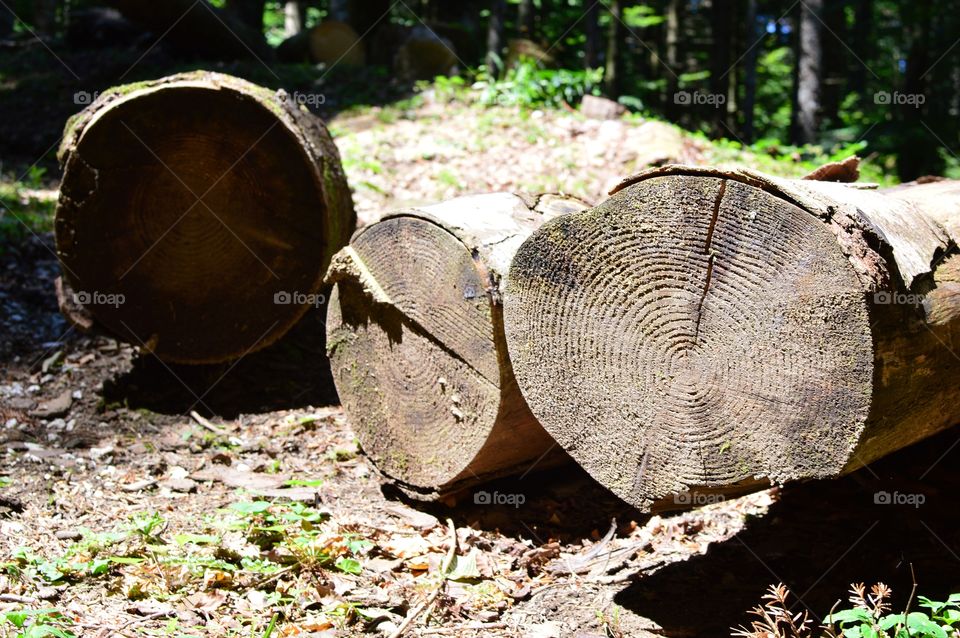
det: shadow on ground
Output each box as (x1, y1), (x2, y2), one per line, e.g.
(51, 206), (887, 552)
(101, 306), (339, 417)
(385, 459), (646, 544)
(615, 428), (960, 637)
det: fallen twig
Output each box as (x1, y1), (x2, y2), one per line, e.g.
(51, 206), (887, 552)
(420, 623), (508, 634)
(388, 518), (459, 638)
(388, 586), (443, 638)
(190, 410), (227, 435)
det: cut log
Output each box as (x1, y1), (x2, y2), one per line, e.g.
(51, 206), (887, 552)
(325, 193), (588, 498)
(504, 164), (960, 511)
(55, 72), (355, 364)
(394, 26), (458, 81)
(307, 21), (366, 67)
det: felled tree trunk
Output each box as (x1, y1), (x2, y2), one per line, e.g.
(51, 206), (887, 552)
(504, 165), (960, 511)
(325, 193), (588, 499)
(56, 72), (355, 364)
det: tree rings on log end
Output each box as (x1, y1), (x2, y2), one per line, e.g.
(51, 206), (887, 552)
(504, 175), (874, 510)
(55, 72), (354, 364)
(326, 195), (570, 498)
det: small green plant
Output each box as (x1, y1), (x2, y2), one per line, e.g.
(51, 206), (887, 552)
(733, 583), (960, 638)
(474, 58), (603, 109)
(825, 584), (960, 638)
(130, 511), (165, 539)
(3, 609), (77, 638)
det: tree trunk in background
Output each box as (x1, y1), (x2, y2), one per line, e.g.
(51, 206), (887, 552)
(897, 0), (937, 180)
(329, 0), (348, 22)
(792, 0), (822, 144)
(665, 0), (682, 117)
(0, 3), (14, 37)
(604, 0), (623, 97)
(284, 0), (304, 37)
(505, 165), (960, 512)
(108, 0), (273, 60)
(585, 1), (601, 69)
(326, 193), (586, 499)
(517, 0), (534, 37)
(742, 0), (759, 142)
(225, 0), (266, 33)
(486, 0), (505, 73)
(851, 0), (873, 94)
(33, 0), (58, 34)
(821, 0), (847, 127)
(340, 0), (390, 36)
(710, 0), (733, 134)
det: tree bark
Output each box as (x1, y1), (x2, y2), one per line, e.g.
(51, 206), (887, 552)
(710, 0), (733, 134)
(486, 0), (506, 73)
(33, 0), (58, 34)
(585, 0), (601, 69)
(55, 72), (355, 364)
(742, 0), (759, 142)
(325, 193), (587, 499)
(820, 0), (846, 127)
(665, 0), (682, 117)
(350, 0), (391, 35)
(850, 0), (873, 94)
(897, 0), (937, 181)
(107, 0), (272, 60)
(603, 0), (622, 98)
(504, 164), (960, 512)
(517, 0), (535, 37)
(284, 0), (304, 37)
(792, 0), (823, 144)
(0, 4), (14, 37)
(225, 0), (266, 33)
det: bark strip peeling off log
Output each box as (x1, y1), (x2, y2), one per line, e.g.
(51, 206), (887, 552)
(325, 193), (588, 499)
(504, 164), (960, 511)
(56, 71), (355, 364)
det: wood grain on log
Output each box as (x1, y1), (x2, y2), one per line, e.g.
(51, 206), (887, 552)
(56, 72), (355, 364)
(325, 193), (588, 498)
(504, 165), (960, 510)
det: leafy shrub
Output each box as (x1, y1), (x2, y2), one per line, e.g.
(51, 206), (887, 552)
(733, 583), (960, 638)
(473, 58), (603, 109)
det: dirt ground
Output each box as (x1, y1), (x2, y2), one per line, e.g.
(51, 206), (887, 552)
(1, 41), (959, 638)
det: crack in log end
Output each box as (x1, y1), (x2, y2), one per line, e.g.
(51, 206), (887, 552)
(693, 254), (715, 343)
(694, 181), (727, 342)
(704, 179), (726, 254)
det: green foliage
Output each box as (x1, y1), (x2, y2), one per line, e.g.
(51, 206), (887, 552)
(474, 58), (603, 109)
(753, 46), (794, 140)
(0, 176), (56, 251)
(3, 609), (77, 638)
(736, 583), (960, 638)
(623, 5), (665, 28)
(825, 589), (960, 638)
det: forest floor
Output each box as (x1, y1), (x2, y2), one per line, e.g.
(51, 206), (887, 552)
(1, 81), (959, 638)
